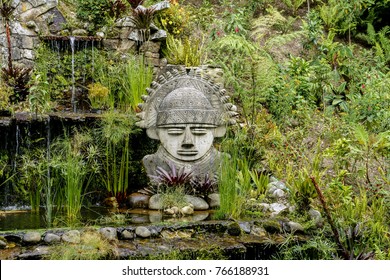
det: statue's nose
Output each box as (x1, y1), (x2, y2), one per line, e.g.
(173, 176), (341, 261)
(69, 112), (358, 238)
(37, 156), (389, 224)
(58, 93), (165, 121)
(181, 126), (194, 148)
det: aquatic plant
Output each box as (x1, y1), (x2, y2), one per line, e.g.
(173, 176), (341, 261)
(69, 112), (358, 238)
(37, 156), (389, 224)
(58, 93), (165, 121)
(99, 111), (140, 203)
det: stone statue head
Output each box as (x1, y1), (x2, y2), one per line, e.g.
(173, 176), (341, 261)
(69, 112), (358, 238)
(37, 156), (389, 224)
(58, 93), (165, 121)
(137, 67), (237, 177)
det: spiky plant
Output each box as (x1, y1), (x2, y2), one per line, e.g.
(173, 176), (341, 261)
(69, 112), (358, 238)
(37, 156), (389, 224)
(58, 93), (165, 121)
(148, 161), (192, 188)
(130, 6), (156, 39)
(189, 173), (217, 197)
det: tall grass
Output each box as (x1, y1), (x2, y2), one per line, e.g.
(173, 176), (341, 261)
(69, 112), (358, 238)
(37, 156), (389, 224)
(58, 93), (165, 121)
(216, 135), (253, 219)
(50, 130), (99, 225)
(99, 111), (140, 203)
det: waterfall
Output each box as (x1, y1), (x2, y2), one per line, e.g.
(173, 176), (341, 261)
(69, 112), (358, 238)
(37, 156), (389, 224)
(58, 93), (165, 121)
(70, 36), (76, 112)
(45, 116), (52, 226)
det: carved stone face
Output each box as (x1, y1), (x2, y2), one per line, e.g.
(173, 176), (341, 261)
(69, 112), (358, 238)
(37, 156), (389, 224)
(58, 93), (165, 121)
(157, 124), (215, 162)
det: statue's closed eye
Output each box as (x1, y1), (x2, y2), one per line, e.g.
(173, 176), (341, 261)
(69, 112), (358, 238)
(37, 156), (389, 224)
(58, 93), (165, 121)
(191, 128), (208, 135)
(167, 128), (185, 135)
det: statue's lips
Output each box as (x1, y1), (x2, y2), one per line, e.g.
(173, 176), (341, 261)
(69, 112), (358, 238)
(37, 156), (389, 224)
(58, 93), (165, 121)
(177, 150), (198, 156)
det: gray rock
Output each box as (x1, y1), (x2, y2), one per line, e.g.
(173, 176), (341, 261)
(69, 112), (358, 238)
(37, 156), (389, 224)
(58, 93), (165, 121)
(20, 3), (57, 22)
(21, 36), (34, 50)
(150, 29), (167, 41)
(309, 208), (322, 221)
(120, 230), (135, 240)
(72, 29), (88, 36)
(150, 1), (170, 12)
(227, 222), (241, 236)
(239, 222), (251, 234)
(96, 31), (105, 38)
(267, 184), (277, 194)
(61, 230), (80, 244)
(139, 41), (161, 53)
(135, 226), (151, 238)
(272, 189), (286, 198)
(184, 195), (209, 210)
(285, 221), (304, 233)
(17, 246), (50, 260)
(207, 193), (220, 208)
(99, 227), (117, 241)
(118, 39), (136, 52)
(28, 0), (47, 7)
(0, 240), (6, 249)
(251, 226), (267, 237)
(43, 233), (61, 244)
(181, 205), (194, 216)
(23, 232), (41, 244)
(149, 194), (163, 210)
(270, 203), (288, 214)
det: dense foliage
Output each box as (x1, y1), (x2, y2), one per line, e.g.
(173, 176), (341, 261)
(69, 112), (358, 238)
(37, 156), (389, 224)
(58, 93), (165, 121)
(0, 0), (389, 259)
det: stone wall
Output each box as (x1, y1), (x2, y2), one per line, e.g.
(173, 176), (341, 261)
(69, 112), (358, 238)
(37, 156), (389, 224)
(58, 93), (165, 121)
(0, 0), (166, 68)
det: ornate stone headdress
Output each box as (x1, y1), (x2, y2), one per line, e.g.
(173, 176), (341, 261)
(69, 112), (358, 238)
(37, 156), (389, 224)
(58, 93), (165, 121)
(136, 67), (238, 139)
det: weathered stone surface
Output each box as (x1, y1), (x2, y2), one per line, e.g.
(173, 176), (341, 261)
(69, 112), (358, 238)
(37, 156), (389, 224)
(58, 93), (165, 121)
(10, 22), (36, 36)
(285, 221), (304, 233)
(43, 233), (60, 244)
(135, 226), (151, 238)
(61, 230), (80, 244)
(139, 41), (161, 53)
(251, 226), (267, 237)
(144, 51), (160, 59)
(181, 205), (194, 216)
(271, 181), (287, 190)
(227, 222), (241, 236)
(130, 214), (149, 224)
(207, 193), (220, 208)
(19, 3), (56, 22)
(21, 36), (34, 49)
(46, 7), (66, 34)
(184, 195), (209, 210)
(149, 194), (163, 210)
(96, 31), (105, 39)
(150, 1), (170, 12)
(103, 39), (119, 49)
(28, 0), (47, 8)
(17, 246), (50, 260)
(239, 222), (251, 234)
(272, 189), (286, 198)
(120, 230), (135, 240)
(269, 203), (288, 214)
(149, 29), (167, 41)
(23, 232), (41, 243)
(127, 192), (150, 209)
(99, 227), (117, 241)
(309, 208), (321, 221)
(116, 17), (136, 28)
(22, 49), (34, 60)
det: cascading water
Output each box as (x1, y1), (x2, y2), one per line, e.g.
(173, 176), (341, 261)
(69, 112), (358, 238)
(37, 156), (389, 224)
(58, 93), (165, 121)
(45, 116), (53, 226)
(70, 36), (76, 112)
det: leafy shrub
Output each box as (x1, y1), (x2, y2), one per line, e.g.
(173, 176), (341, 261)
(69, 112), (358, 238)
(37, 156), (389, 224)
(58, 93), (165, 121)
(163, 34), (204, 66)
(88, 83), (109, 109)
(155, 2), (190, 37)
(76, 0), (126, 32)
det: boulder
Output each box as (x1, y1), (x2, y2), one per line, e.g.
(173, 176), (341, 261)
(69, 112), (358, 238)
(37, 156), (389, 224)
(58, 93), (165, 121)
(227, 222), (241, 236)
(207, 193), (220, 208)
(184, 195), (209, 210)
(239, 222), (251, 234)
(23, 232), (41, 244)
(181, 205), (194, 216)
(149, 194), (163, 210)
(120, 230), (135, 240)
(135, 226), (151, 238)
(43, 233), (61, 244)
(61, 230), (80, 244)
(285, 221), (304, 233)
(99, 227), (117, 241)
